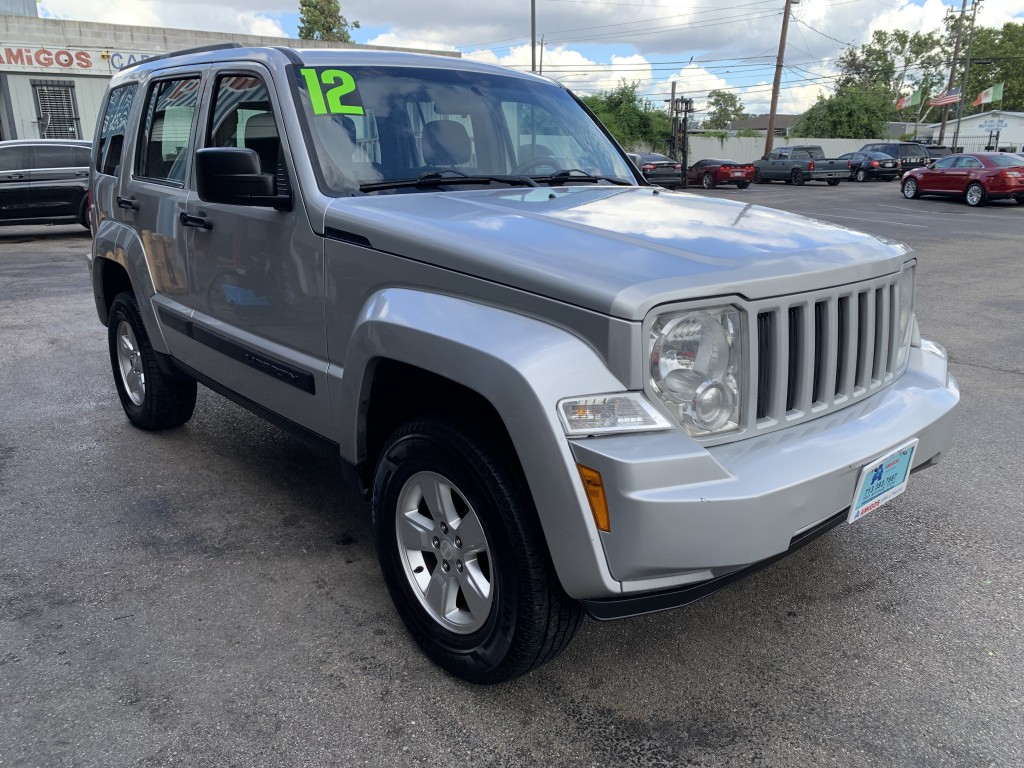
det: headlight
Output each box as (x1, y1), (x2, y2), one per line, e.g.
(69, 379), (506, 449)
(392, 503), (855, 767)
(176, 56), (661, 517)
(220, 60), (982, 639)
(896, 265), (916, 370)
(649, 307), (743, 437)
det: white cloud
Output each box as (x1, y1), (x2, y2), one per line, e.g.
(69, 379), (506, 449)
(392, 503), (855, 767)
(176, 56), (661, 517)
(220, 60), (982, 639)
(39, 0), (287, 38)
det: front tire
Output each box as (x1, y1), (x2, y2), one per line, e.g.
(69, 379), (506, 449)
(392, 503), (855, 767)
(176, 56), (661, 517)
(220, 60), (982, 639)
(965, 182), (985, 207)
(902, 178), (920, 199)
(701, 172), (715, 189)
(108, 292), (196, 430)
(372, 418), (583, 684)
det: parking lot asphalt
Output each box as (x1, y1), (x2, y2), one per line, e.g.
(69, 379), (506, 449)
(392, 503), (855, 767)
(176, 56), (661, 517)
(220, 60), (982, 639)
(1, 183), (1022, 768)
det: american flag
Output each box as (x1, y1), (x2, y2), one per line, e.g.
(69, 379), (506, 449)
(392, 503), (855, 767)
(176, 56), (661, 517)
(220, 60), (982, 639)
(929, 87), (961, 107)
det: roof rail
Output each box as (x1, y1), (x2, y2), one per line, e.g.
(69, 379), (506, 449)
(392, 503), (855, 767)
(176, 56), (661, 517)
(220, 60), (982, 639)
(122, 42), (243, 70)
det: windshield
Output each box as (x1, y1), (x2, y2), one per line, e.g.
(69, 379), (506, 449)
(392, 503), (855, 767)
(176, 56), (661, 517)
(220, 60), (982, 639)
(294, 65), (635, 195)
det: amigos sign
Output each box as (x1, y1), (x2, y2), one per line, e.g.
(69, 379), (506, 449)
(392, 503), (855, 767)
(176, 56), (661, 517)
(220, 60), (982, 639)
(0, 46), (155, 73)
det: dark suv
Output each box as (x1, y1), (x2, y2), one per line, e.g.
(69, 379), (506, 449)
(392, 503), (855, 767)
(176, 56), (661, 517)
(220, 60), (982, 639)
(858, 141), (929, 175)
(0, 139), (92, 228)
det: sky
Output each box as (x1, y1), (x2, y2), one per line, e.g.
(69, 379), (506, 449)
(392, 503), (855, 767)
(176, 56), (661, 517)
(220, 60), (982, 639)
(36, 0), (1024, 115)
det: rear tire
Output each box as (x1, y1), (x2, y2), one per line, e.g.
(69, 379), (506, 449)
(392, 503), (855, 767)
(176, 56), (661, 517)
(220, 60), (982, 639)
(827, 178), (841, 186)
(108, 292), (196, 430)
(754, 168), (765, 184)
(855, 169), (867, 182)
(791, 169), (805, 186)
(701, 172), (715, 189)
(736, 181), (750, 189)
(372, 417), (583, 684)
(965, 182), (985, 207)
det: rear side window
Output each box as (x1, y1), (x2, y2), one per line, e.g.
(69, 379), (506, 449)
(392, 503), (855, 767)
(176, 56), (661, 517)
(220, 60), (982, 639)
(32, 144), (76, 169)
(136, 77), (200, 184)
(96, 84), (136, 177)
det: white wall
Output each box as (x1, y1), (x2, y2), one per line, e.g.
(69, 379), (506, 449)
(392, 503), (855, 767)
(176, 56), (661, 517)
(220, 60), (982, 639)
(684, 136), (871, 164)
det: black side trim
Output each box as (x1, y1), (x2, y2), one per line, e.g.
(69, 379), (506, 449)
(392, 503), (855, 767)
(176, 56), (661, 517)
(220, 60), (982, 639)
(582, 508), (849, 621)
(172, 360), (340, 457)
(324, 227), (373, 248)
(157, 308), (315, 394)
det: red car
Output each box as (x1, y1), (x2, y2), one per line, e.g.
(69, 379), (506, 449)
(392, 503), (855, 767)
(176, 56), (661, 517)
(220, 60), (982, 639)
(901, 152), (1024, 207)
(687, 158), (755, 189)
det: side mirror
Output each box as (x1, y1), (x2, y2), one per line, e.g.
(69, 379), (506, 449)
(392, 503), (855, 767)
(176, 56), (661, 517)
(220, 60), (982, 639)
(196, 147), (291, 210)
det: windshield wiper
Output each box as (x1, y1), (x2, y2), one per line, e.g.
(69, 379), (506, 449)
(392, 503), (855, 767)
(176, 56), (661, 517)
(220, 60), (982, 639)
(359, 169), (538, 193)
(533, 169), (634, 186)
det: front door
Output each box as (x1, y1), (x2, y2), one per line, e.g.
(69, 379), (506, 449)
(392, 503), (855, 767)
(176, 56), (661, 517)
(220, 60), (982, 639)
(180, 66), (331, 438)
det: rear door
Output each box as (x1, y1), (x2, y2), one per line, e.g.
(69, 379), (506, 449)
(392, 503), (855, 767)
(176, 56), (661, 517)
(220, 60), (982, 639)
(27, 143), (89, 222)
(121, 68), (203, 322)
(0, 144), (32, 222)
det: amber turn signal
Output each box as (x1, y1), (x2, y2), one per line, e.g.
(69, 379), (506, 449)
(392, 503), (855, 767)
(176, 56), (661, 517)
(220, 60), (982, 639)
(577, 464), (610, 532)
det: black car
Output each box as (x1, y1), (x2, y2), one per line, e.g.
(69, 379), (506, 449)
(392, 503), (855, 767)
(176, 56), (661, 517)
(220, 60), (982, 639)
(858, 141), (929, 175)
(637, 152), (682, 188)
(0, 139), (92, 228)
(838, 151), (901, 182)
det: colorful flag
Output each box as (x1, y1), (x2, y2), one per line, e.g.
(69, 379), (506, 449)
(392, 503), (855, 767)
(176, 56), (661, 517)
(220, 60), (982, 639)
(928, 87), (961, 107)
(895, 89), (922, 110)
(973, 83), (1004, 106)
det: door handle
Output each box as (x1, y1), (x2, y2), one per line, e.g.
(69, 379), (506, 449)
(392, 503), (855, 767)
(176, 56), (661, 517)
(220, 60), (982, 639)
(179, 212), (213, 230)
(75, 171), (88, 177)
(5, 173), (24, 179)
(116, 196), (138, 211)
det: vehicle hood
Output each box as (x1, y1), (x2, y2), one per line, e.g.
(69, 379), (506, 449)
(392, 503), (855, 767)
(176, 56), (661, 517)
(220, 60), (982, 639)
(324, 186), (910, 320)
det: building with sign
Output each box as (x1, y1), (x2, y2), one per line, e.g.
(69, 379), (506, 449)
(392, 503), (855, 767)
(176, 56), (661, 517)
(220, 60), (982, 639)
(0, 10), (456, 141)
(916, 109), (1024, 153)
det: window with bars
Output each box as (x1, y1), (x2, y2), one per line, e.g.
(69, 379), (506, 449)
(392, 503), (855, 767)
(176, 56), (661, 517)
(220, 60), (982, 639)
(31, 80), (81, 140)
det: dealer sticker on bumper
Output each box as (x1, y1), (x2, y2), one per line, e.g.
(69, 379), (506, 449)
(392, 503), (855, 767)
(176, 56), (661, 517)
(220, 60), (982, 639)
(849, 440), (918, 523)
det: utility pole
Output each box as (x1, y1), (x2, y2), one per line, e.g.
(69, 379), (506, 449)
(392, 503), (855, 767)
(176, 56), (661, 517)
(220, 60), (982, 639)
(937, 0), (969, 145)
(531, 0), (537, 73)
(952, 0), (980, 151)
(764, 0), (796, 157)
(668, 81), (677, 157)
(680, 98), (693, 188)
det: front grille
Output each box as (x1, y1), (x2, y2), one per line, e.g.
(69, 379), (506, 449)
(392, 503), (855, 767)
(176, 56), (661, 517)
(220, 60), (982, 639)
(749, 272), (906, 431)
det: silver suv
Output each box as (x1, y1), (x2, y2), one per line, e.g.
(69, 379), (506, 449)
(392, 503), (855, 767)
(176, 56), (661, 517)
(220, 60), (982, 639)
(88, 44), (959, 683)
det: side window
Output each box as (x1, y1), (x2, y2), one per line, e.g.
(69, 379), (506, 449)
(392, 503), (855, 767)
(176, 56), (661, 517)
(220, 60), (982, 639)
(932, 156), (957, 169)
(72, 147), (91, 167)
(137, 77), (200, 184)
(0, 145), (28, 172)
(96, 84), (136, 177)
(32, 144), (75, 169)
(208, 74), (282, 177)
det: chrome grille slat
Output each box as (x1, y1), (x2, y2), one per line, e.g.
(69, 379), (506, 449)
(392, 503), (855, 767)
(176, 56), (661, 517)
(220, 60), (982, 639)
(747, 273), (907, 437)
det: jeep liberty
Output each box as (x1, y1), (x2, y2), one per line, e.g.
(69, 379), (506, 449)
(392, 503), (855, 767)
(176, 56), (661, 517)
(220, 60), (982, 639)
(88, 44), (959, 683)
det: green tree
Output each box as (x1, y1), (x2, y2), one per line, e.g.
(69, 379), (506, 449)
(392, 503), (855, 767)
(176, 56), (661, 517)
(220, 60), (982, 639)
(703, 90), (747, 129)
(959, 22), (1024, 115)
(297, 0), (360, 43)
(580, 81), (672, 150)
(834, 29), (946, 124)
(790, 84), (894, 138)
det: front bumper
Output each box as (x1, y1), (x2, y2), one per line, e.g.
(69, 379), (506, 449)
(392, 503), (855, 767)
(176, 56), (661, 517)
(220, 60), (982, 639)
(568, 340), (958, 604)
